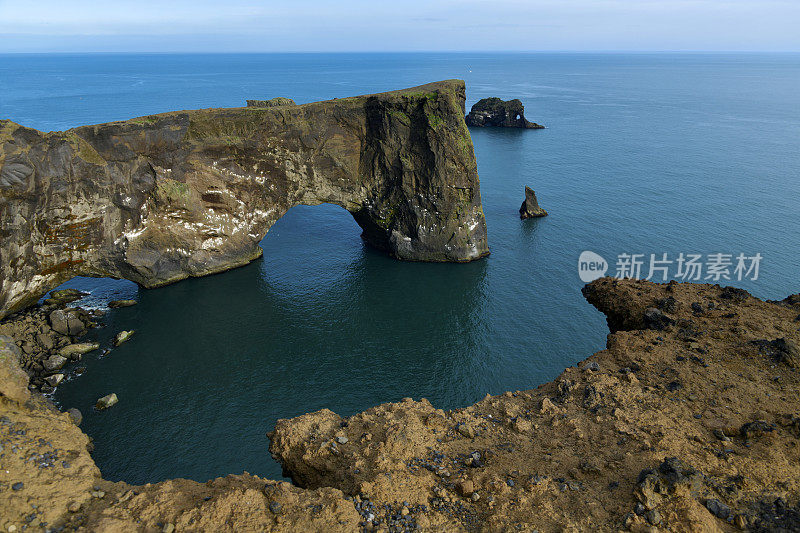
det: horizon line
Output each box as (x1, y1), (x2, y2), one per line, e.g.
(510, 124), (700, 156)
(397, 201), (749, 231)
(2, 49), (800, 55)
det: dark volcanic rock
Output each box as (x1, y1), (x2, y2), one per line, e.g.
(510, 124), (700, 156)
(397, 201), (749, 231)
(0, 80), (489, 318)
(752, 337), (800, 368)
(48, 309), (87, 336)
(465, 97), (544, 129)
(643, 308), (675, 331)
(519, 186), (547, 218)
(108, 299), (137, 308)
(45, 289), (87, 307)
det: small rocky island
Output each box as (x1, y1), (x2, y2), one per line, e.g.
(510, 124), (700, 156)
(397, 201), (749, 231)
(519, 186), (548, 218)
(465, 97), (544, 129)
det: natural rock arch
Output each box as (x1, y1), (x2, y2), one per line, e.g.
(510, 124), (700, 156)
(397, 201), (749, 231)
(0, 80), (488, 318)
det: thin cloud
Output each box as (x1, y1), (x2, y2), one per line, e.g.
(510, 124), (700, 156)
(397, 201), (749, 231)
(0, 0), (798, 52)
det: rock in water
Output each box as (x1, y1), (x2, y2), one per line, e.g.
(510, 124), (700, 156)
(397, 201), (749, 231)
(108, 299), (137, 308)
(519, 186), (548, 218)
(114, 330), (134, 346)
(0, 80), (489, 319)
(96, 393), (118, 410)
(67, 408), (83, 425)
(465, 98), (544, 129)
(45, 373), (64, 387)
(59, 342), (100, 359)
(45, 289), (88, 307)
(246, 97), (296, 107)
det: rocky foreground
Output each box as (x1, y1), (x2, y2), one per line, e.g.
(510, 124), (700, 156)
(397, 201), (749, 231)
(1, 278), (799, 532)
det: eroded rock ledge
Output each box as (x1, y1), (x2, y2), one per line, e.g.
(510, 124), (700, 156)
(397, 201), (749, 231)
(0, 80), (488, 319)
(1, 279), (799, 531)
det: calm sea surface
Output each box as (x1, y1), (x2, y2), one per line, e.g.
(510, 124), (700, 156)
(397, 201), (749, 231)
(1, 53), (798, 483)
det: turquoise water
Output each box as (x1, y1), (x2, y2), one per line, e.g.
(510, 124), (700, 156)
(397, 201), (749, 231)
(2, 53), (799, 484)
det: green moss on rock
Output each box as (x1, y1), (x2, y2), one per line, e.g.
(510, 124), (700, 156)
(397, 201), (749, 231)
(155, 178), (191, 205)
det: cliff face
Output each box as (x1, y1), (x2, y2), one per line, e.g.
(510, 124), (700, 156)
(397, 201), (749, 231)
(0, 80), (489, 318)
(265, 279), (800, 531)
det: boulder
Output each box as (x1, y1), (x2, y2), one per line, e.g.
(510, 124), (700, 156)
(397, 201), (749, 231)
(775, 338), (800, 368)
(48, 309), (87, 336)
(108, 299), (137, 308)
(465, 98), (544, 129)
(42, 354), (68, 372)
(752, 337), (800, 368)
(456, 479), (475, 496)
(96, 393), (118, 410)
(519, 186), (548, 218)
(36, 332), (55, 350)
(44, 373), (64, 387)
(45, 289), (88, 307)
(114, 330), (135, 346)
(643, 308), (675, 330)
(67, 408), (83, 425)
(59, 342), (100, 359)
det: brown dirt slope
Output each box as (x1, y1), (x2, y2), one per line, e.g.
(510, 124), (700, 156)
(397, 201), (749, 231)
(1, 278), (799, 532)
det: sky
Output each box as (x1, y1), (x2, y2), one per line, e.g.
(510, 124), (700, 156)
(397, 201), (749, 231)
(1, 0), (799, 53)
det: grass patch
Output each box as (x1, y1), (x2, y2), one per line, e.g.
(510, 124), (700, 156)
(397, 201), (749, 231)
(65, 132), (106, 166)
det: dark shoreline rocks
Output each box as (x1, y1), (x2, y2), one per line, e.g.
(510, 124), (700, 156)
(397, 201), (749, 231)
(0, 296), (97, 393)
(519, 186), (548, 218)
(43, 289), (88, 307)
(108, 299), (137, 308)
(0, 288), (132, 396)
(465, 97), (544, 129)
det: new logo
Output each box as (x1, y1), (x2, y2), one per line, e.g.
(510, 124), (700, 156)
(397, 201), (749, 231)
(578, 251), (608, 282)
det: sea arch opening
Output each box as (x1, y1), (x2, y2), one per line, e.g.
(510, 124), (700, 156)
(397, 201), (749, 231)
(40, 200), (489, 485)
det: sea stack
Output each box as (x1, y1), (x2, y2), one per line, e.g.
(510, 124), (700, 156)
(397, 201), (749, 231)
(519, 186), (548, 218)
(465, 97), (544, 129)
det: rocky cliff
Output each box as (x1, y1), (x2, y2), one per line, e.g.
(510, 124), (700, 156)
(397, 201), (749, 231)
(0, 80), (489, 319)
(1, 279), (798, 531)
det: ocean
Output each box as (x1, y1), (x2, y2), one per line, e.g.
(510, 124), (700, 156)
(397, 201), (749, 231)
(1, 52), (798, 483)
